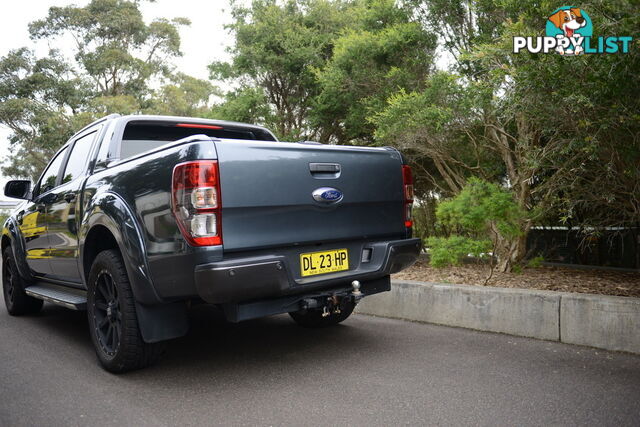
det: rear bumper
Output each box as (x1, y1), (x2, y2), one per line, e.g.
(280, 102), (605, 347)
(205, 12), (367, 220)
(194, 238), (421, 304)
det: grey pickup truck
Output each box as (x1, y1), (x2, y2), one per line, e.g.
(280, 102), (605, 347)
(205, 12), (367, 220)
(2, 114), (420, 372)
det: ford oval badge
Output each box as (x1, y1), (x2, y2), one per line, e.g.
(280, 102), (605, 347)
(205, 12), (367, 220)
(312, 187), (343, 203)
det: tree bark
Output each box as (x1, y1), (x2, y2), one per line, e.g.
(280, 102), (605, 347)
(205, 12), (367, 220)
(494, 231), (528, 273)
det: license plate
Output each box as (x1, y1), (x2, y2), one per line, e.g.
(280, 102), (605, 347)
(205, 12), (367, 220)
(300, 249), (349, 277)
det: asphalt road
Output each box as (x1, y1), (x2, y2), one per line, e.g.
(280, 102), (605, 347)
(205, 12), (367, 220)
(1, 287), (640, 426)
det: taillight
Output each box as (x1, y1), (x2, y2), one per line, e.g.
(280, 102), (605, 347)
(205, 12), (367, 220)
(171, 160), (222, 246)
(402, 165), (414, 228)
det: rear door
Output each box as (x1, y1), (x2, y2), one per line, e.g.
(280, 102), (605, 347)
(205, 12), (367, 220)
(214, 139), (406, 251)
(47, 129), (100, 283)
(20, 146), (69, 277)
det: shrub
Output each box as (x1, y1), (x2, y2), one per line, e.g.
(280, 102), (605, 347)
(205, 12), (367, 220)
(527, 256), (545, 268)
(428, 178), (527, 283)
(436, 178), (524, 241)
(427, 236), (491, 268)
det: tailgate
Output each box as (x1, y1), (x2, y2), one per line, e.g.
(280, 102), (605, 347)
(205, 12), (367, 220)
(214, 140), (406, 251)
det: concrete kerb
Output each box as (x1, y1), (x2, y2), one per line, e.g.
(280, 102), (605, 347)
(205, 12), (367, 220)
(356, 280), (640, 354)
(561, 293), (640, 354)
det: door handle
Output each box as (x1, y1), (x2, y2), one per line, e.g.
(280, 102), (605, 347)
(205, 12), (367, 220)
(310, 163), (340, 173)
(309, 163), (341, 178)
(64, 192), (76, 203)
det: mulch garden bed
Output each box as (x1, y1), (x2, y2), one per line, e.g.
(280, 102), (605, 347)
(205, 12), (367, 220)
(393, 259), (640, 298)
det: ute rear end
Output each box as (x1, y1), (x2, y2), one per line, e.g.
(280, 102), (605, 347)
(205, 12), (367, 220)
(180, 138), (421, 319)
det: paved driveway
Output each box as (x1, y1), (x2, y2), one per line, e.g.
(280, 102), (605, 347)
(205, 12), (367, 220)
(1, 277), (639, 426)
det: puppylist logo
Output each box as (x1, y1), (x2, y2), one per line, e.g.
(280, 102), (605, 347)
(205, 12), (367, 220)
(514, 6), (633, 55)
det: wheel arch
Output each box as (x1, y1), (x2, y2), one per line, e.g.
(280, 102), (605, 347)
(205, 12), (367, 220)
(82, 224), (119, 284)
(2, 218), (32, 281)
(80, 192), (188, 343)
(79, 192), (161, 305)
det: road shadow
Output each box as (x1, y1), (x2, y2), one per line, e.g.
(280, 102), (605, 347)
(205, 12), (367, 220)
(2, 290), (382, 381)
(130, 304), (381, 381)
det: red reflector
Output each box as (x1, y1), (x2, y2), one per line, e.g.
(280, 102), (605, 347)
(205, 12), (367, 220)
(405, 220), (413, 228)
(176, 123), (223, 130)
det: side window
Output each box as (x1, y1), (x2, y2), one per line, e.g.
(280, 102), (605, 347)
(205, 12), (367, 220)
(38, 146), (69, 195)
(61, 131), (97, 184)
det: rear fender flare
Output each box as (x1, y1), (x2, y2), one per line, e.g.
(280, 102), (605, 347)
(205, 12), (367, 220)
(80, 192), (189, 342)
(79, 192), (161, 305)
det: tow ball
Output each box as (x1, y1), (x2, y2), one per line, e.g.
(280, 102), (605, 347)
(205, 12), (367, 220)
(351, 280), (363, 300)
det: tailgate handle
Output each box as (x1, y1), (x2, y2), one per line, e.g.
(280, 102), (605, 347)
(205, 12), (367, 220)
(309, 163), (341, 178)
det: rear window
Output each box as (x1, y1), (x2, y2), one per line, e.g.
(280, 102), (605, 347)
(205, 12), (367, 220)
(120, 121), (277, 159)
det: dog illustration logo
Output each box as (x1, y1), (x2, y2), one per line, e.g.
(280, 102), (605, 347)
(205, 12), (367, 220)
(546, 6), (593, 55)
(513, 6), (632, 55)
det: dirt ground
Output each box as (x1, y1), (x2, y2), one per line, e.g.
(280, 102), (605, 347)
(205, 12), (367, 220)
(393, 258), (640, 298)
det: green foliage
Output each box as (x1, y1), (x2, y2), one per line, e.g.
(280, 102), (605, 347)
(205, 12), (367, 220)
(411, 198), (439, 243)
(208, 86), (276, 129)
(0, 48), (95, 178)
(311, 0), (437, 143)
(427, 178), (525, 273)
(426, 236), (491, 268)
(209, 0), (355, 140)
(436, 178), (525, 239)
(28, 0), (190, 98)
(210, 0), (437, 142)
(527, 256), (544, 269)
(372, 72), (500, 197)
(0, 0), (205, 179)
(374, 0), (639, 245)
(147, 73), (217, 117)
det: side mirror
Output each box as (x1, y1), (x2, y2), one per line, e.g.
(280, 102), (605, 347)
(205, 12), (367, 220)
(4, 180), (31, 200)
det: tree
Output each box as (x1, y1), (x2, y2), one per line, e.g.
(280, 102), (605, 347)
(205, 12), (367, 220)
(211, 0), (437, 143)
(374, 0), (640, 270)
(311, 0), (437, 143)
(0, 0), (200, 179)
(28, 0), (190, 101)
(210, 0), (354, 141)
(0, 48), (94, 179)
(147, 73), (217, 117)
(208, 86), (277, 129)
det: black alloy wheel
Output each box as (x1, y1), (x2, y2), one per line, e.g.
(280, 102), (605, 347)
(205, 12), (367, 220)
(92, 270), (122, 357)
(2, 246), (43, 315)
(87, 249), (165, 373)
(3, 254), (15, 307)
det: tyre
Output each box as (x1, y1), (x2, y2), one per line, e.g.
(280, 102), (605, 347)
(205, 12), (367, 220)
(289, 300), (356, 328)
(87, 249), (165, 373)
(2, 246), (43, 316)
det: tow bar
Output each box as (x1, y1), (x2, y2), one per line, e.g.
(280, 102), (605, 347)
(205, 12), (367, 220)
(300, 280), (365, 316)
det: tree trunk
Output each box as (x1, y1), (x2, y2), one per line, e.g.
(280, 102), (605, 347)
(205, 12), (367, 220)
(494, 231), (528, 273)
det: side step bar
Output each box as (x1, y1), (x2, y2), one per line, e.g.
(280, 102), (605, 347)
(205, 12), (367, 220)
(25, 283), (87, 310)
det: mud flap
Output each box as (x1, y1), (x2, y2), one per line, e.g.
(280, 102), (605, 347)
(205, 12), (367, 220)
(135, 301), (189, 343)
